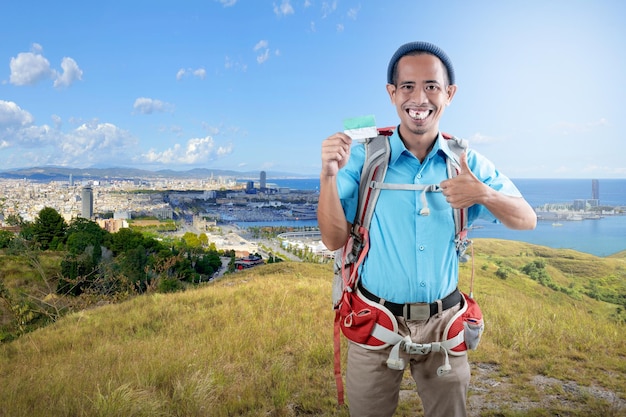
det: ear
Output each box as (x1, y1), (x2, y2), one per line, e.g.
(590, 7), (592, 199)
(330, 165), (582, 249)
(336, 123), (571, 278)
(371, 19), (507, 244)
(386, 83), (396, 103)
(445, 84), (457, 105)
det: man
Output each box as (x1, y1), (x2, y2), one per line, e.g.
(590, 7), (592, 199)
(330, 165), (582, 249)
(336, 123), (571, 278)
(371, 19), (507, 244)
(318, 41), (537, 417)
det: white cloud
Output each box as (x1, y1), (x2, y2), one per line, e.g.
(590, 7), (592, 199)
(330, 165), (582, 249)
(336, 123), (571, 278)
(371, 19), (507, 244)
(321, 1), (337, 18)
(9, 51), (54, 86)
(193, 68), (207, 79)
(347, 6), (360, 20)
(53, 57), (83, 88)
(550, 118), (610, 135)
(257, 49), (270, 64)
(216, 145), (233, 156)
(62, 121), (136, 161)
(133, 97), (174, 114)
(336, 24), (344, 32)
(140, 136), (233, 165)
(176, 67), (207, 80)
(469, 132), (499, 144)
(0, 102), (51, 150)
(51, 114), (62, 129)
(0, 100), (34, 126)
(254, 40), (269, 51)
(216, 0), (237, 6)
(202, 122), (221, 136)
(225, 56), (247, 72)
(254, 40), (274, 64)
(0, 104), (138, 167)
(274, 0), (294, 17)
(581, 164), (626, 176)
(9, 44), (83, 88)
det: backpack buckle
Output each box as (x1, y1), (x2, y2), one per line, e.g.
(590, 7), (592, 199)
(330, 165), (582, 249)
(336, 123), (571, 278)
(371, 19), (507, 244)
(350, 235), (365, 258)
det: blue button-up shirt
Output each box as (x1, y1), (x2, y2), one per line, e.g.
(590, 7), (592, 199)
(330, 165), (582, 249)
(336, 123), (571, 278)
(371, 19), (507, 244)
(337, 130), (522, 304)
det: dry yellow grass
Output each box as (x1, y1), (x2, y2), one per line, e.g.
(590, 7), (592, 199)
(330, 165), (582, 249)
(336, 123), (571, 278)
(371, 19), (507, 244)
(1, 240), (625, 416)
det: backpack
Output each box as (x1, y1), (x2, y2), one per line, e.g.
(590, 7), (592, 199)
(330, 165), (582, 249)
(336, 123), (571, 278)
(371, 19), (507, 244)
(331, 129), (483, 405)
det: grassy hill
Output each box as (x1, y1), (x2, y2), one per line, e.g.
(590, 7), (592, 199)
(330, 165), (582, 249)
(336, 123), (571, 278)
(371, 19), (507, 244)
(1, 239), (625, 416)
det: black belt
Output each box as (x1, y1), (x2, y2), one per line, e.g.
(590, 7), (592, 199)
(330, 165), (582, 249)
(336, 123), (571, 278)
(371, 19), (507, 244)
(357, 281), (462, 320)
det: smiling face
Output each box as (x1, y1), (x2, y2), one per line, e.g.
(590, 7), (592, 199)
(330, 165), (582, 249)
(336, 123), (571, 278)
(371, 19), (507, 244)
(386, 53), (457, 143)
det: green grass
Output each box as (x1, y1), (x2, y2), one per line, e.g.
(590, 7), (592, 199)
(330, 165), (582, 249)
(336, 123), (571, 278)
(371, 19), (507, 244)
(1, 239), (625, 416)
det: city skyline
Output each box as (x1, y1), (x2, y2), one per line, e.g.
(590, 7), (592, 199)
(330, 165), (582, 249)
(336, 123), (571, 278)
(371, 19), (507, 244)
(1, 1), (625, 179)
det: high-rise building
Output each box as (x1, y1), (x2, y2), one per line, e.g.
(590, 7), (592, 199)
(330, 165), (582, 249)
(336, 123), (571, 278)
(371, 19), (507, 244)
(260, 171), (267, 190)
(591, 179), (599, 201)
(81, 186), (93, 219)
(69, 174), (74, 187)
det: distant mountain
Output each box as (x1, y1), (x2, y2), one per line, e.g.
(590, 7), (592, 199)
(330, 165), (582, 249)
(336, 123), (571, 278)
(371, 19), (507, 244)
(0, 166), (310, 182)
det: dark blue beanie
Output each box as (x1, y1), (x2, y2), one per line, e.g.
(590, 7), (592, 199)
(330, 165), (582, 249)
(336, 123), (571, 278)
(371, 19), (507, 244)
(387, 41), (455, 85)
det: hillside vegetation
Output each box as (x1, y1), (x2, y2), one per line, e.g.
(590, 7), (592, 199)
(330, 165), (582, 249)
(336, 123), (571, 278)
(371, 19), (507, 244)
(1, 239), (625, 416)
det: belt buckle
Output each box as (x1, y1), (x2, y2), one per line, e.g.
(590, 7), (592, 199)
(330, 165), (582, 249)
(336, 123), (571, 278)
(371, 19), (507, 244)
(404, 303), (430, 320)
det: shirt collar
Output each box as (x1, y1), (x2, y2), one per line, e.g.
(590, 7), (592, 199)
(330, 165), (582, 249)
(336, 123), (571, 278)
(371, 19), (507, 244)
(389, 128), (457, 165)
(436, 133), (463, 166)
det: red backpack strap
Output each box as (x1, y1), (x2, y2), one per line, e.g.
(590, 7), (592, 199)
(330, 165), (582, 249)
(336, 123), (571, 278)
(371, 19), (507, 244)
(333, 310), (345, 404)
(333, 135), (390, 406)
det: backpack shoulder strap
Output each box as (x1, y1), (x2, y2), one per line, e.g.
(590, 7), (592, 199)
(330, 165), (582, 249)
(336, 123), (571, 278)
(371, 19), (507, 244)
(353, 134), (391, 233)
(442, 132), (472, 262)
(332, 134), (391, 406)
(442, 132), (468, 170)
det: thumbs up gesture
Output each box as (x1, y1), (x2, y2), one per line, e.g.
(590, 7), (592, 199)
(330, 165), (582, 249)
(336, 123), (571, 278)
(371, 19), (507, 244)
(440, 152), (486, 209)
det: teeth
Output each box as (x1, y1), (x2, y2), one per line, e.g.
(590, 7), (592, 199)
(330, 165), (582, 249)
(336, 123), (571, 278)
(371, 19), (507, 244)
(409, 109), (429, 120)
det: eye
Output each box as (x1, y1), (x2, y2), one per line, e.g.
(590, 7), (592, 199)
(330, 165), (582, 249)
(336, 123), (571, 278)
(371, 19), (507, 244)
(425, 84), (440, 92)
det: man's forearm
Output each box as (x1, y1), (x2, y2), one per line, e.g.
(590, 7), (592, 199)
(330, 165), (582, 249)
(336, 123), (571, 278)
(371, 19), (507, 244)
(317, 175), (350, 251)
(482, 187), (537, 230)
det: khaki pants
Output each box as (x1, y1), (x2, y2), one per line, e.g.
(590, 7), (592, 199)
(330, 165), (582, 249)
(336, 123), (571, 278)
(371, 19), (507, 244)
(346, 302), (470, 417)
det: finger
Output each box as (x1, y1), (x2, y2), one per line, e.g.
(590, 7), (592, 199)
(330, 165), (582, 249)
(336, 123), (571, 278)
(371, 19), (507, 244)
(336, 132), (353, 146)
(459, 151), (470, 173)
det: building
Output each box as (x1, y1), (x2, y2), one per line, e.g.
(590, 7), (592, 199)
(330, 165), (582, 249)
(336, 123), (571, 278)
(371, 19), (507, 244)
(592, 179), (599, 201)
(153, 207), (174, 220)
(96, 218), (128, 233)
(260, 171), (267, 191)
(81, 186), (93, 219)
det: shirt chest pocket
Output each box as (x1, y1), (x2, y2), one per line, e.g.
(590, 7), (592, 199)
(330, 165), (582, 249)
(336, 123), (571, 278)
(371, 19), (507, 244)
(374, 186), (451, 218)
(427, 190), (451, 212)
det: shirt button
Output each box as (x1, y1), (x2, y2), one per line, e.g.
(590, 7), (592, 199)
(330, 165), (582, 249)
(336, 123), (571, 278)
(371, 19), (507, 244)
(420, 282), (426, 287)
(419, 245), (425, 251)
(416, 174), (422, 179)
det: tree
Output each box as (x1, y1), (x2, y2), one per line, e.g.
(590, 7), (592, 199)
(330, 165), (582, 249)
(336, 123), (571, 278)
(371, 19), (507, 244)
(32, 207), (67, 250)
(66, 217), (109, 262)
(116, 245), (149, 291)
(5, 213), (24, 226)
(0, 230), (14, 248)
(109, 228), (145, 255)
(182, 232), (201, 249)
(58, 218), (112, 296)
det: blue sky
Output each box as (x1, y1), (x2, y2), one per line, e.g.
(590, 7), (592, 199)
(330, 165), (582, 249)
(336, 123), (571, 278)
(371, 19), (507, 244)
(1, 0), (624, 178)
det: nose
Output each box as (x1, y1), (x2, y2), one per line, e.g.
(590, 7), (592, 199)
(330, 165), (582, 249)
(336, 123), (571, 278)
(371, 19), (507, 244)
(410, 87), (429, 104)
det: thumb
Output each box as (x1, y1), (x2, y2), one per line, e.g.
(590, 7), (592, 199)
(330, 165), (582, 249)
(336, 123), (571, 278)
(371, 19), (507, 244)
(459, 151), (471, 173)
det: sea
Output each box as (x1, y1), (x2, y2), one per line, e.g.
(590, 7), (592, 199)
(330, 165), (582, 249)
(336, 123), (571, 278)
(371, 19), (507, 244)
(240, 178), (626, 257)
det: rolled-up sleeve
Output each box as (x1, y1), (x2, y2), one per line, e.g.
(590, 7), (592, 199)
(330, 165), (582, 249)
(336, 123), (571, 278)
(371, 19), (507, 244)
(467, 149), (523, 225)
